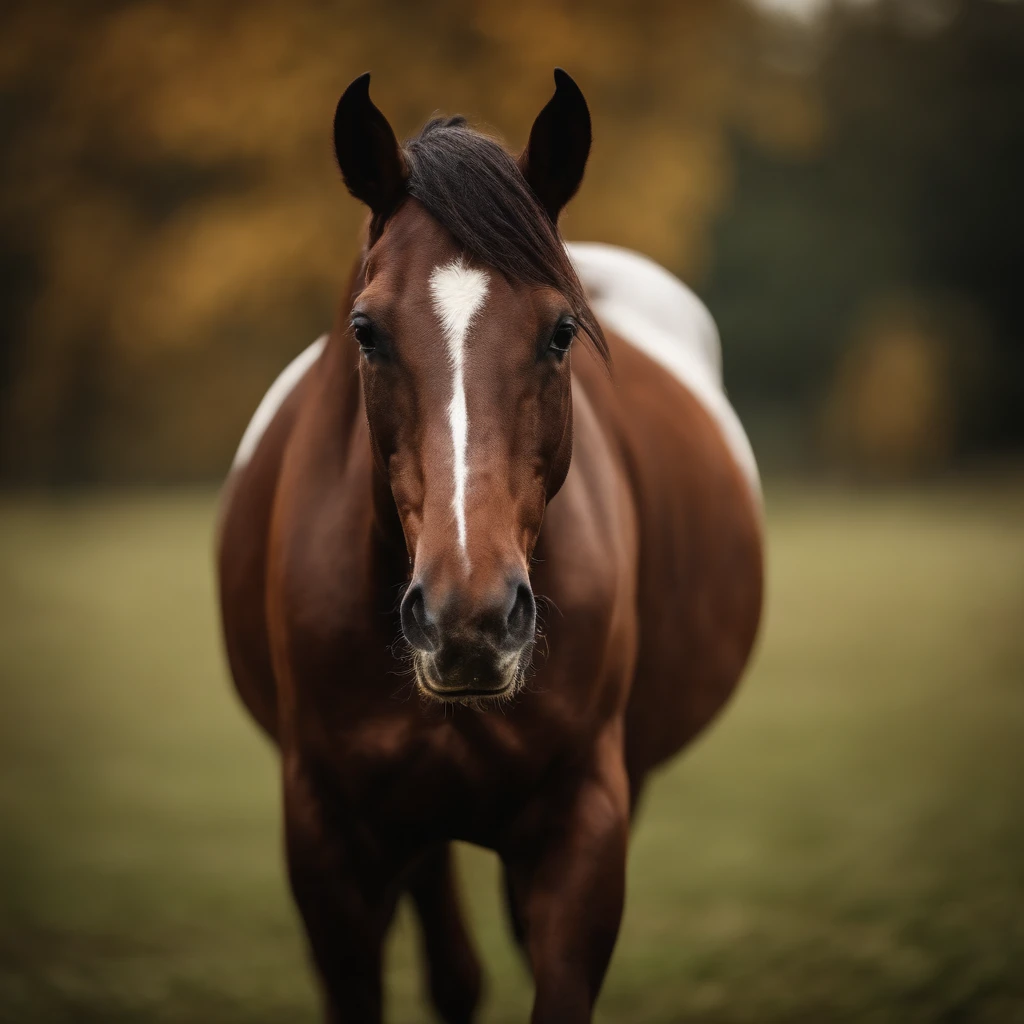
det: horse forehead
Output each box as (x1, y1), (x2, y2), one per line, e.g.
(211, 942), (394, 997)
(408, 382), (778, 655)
(369, 204), (543, 317)
(428, 259), (491, 334)
(370, 199), (457, 272)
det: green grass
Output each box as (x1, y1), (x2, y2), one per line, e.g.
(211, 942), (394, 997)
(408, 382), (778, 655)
(1, 483), (1023, 1024)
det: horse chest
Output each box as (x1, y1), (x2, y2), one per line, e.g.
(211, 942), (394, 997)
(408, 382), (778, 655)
(312, 709), (555, 837)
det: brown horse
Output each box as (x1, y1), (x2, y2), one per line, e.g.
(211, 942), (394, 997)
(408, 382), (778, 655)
(217, 69), (762, 1024)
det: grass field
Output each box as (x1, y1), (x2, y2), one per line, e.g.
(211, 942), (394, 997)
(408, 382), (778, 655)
(1, 483), (1023, 1024)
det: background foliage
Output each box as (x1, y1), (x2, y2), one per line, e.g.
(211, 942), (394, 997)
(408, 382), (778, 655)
(2, 0), (1021, 482)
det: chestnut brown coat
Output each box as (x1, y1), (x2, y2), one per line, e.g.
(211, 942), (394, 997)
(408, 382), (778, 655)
(218, 70), (762, 1024)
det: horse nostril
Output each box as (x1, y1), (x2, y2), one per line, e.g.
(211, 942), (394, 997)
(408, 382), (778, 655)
(401, 583), (439, 653)
(506, 582), (536, 647)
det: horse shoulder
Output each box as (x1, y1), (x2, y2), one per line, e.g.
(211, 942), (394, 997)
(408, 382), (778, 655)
(567, 243), (762, 773)
(606, 331), (764, 774)
(216, 338), (327, 741)
(533, 354), (642, 729)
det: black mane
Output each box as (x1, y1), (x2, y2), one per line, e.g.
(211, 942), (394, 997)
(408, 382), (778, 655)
(394, 116), (607, 361)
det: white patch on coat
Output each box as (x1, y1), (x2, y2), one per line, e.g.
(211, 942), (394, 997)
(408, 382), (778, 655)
(567, 242), (761, 502)
(428, 260), (490, 560)
(231, 336), (326, 470)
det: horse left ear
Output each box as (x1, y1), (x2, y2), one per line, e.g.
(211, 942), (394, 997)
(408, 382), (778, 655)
(333, 72), (408, 217)
(518, 68), (592, 223)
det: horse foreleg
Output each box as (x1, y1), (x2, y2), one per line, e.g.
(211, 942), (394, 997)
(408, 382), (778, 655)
(283, 765), (401, 1024)
(407, 843), (484, 1024)
(502, 739), (630, 1024)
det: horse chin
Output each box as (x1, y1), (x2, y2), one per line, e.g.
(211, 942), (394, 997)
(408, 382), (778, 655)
(412, 647), (531, 706)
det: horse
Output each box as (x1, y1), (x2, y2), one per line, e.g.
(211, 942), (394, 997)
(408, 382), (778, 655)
(217, 69), (763, 1024)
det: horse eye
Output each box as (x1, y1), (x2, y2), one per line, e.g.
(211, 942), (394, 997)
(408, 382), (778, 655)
(351, 318), (375, 353)
(548, 319), (577, 356)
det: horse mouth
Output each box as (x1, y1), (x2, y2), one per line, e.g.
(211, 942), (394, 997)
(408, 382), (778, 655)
(412, 648), (529, 704)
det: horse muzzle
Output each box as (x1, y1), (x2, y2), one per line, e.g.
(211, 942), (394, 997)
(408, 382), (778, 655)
(400, 577), (536, 701)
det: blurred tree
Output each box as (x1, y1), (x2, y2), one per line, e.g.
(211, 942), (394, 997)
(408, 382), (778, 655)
(2, 0), (1020, 481)
(705, 0), (1024, 468)
(0, 0), (773, 482)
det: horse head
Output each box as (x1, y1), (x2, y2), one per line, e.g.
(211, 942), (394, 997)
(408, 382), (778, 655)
(333, 70), (604, 701)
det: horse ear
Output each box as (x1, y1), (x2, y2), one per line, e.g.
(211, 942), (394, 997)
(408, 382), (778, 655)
(333, 73), (408, 216)
(518, 68), (592, 223)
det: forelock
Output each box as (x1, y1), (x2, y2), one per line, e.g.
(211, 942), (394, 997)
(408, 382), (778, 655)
(372, 117), (607, 360)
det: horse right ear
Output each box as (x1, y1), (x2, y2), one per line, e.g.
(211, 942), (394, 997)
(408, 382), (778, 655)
(518, 68), (592, 223)
(333, 73), (408, 217)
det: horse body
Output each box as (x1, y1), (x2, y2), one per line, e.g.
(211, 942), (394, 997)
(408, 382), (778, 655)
(217, 72), (761, 1024)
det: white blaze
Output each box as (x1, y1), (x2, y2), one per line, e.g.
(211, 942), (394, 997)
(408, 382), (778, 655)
(428, 259), (489, 560)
